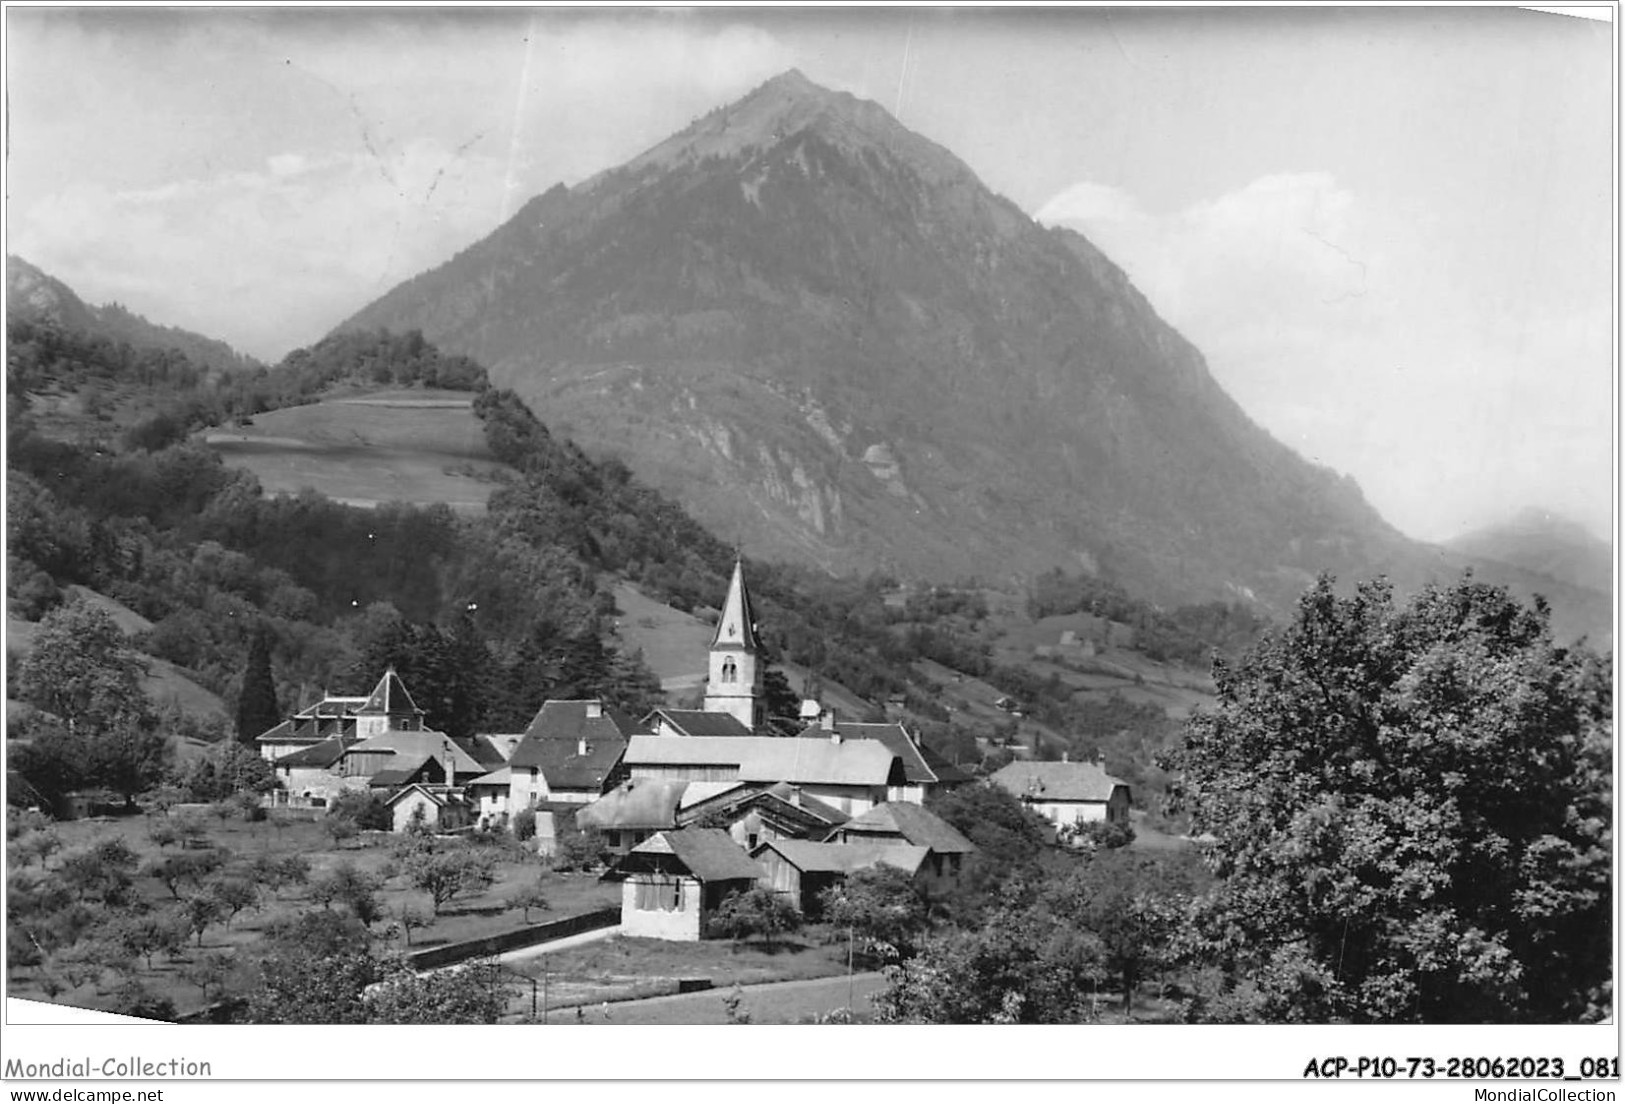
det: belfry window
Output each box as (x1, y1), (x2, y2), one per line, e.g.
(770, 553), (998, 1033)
(721, 657), (738, 683)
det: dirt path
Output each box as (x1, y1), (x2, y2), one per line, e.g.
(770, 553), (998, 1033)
(528, 970), (887, 1025)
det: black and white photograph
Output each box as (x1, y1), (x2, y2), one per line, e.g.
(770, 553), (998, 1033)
(1, 2), (1616, 1090)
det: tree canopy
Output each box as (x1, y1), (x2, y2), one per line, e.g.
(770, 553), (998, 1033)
(1166, 574), (1612, 1023)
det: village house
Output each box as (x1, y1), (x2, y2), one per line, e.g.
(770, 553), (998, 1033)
(267, 735), (358, 807)
(386, 783), (473, 833)
(576, 777), (849, 855)
(825, 800), (976, 892)
(751, 838), (931, 917)
(254, 667), (426, 763)
(500, 698), (638, 853)
(989, 759), (1132, 841)
(332, 731), (485, 790)
(623, 733), (905, 817)
(601, 828), (766, 941)
(504, 699), (636, 810)
(465, 766), (512, 827)
(793, 715), (972, 802)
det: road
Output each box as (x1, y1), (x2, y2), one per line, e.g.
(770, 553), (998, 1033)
(528, 970), (888, 1025)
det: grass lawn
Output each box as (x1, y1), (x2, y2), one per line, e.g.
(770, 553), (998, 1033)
(504, 930), (852, 1014)
(8, 811), (618, 1019)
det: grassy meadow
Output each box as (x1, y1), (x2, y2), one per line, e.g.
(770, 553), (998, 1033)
(203, 389), (510, 514)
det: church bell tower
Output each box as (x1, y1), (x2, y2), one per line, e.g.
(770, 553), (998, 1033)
(705, 559), (763, 732)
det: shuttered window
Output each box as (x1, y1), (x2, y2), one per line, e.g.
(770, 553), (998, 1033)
(635, 878), (681, 912)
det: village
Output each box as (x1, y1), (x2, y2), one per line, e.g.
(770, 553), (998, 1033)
(254, 562), (1132, 949)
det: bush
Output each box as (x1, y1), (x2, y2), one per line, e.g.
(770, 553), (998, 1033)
(1071, 820), (1136, 851)
(512, 806), (536, 842)
(327, 791), (391, 831)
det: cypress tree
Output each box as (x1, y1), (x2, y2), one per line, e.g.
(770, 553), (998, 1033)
(236, 626), (281, 745)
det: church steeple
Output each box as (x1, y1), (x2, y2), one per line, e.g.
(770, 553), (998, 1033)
(711, 559), (762, 652)
(705, 559), (763, 731)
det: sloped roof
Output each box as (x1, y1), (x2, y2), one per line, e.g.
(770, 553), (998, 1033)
(917, 742), (974, 785)
(576, 778), (691, 830)
(510, 702), (636, 766)
(384, 783), (467, 808)
(255, 719), (297, 743)
(345, 731), (485, 775)
(711, 560), (762, 652)
(467, 766), (512, 788)
(475, 733), (525, 763)
(509, 702), (632, 790)
(356, 667), (424, 717)
(651, 828), (766, 881)
(990, 760), (1127, 803)
(625, 734), (753, 767)
(738, 739), (902, 787)
(794, 722), (946, 784)
(761, 783), (850, 825)
(293, 696), (367, 719)
(645, 708), (753, 737)
(272, 736), (358, 769)
(625, 735), (903, 788)
(368, 759), (432, 787)
(675, 781), (849, 835)
(753, 839), (929, 876)
(835, 801), (976, 853)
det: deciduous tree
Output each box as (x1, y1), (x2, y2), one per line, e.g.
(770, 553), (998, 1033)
(1166, 574), (1612, 1023)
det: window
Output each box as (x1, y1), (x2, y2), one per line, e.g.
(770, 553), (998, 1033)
(949, 853), (962, 876)
(747, 833), (759, 850)
(606, 830), (622, 849)
(635, 878), (681, 911)
(721, 657), (737, 684)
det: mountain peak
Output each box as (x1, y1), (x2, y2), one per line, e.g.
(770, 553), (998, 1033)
(579, 68), (969, 195)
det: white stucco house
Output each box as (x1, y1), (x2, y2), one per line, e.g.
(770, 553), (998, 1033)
(989, 759), (1132, 842)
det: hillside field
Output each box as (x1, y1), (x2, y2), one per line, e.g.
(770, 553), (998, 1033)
(609, 582), (872, 718)
(203, 389), (509, 513)
(7, 586), (228, 730)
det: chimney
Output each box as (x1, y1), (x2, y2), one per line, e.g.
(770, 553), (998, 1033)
(442, 741), (457, 785)
(585, 701), (603, 719)
(578, 739), (591, 757)
(1062, 750), (1069, 764)
(819, 708), (836, 732)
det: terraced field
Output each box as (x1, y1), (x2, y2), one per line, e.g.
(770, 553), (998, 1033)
(204, 389), (510, 514)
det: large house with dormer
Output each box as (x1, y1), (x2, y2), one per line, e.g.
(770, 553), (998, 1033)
(255, 667), (427, 763)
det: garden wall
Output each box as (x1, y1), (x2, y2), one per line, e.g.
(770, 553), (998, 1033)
(404, 907), (620, 970)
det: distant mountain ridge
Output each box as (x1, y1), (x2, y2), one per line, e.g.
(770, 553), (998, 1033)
(7, 255), (259, 375)
(1446, 509), (1613, 597)
(318, 71), (1602, 643)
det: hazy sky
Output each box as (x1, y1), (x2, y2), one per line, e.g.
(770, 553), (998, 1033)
(4, 6), (1613, 545)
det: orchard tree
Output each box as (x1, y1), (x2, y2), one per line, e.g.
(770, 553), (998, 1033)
(1166, 574), (1612, 1023)
(410, 848), (496, 914)
(709, 886), (802, 949)
(820, 865), (930, 963)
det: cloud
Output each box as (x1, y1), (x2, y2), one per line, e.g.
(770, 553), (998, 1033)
(7, 13), (797, 361)
(12, 138), (515, 359)
(1037, 173), (1613, 542)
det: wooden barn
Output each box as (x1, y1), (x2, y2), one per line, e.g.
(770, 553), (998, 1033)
(750, 838), (929, 918)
